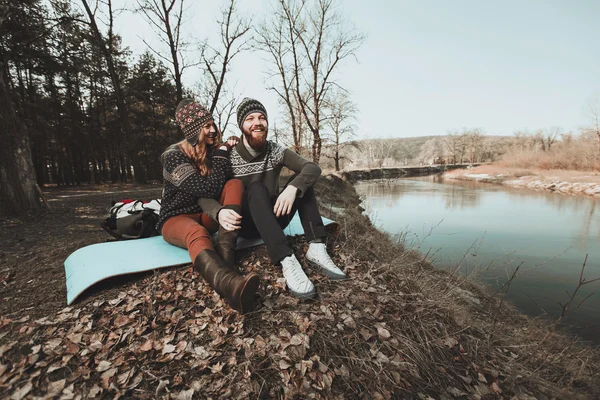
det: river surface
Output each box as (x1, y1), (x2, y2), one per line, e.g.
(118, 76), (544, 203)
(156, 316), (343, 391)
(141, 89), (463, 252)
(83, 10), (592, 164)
(355, 175), (600, 343)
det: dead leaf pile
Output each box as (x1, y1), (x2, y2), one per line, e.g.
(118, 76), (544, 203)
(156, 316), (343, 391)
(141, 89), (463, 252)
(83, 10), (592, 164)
(1, 176), (599, 399)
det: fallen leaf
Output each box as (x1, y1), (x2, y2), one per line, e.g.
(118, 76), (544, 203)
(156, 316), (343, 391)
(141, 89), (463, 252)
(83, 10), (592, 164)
(443, 337), (458, 348)
(447, 386), (466, 398)
(279, 359), (292, 370)
(175, 340), (187, 353)
(64, 340), (79, 355)
(114, 315), (130, 328)
(118, 367), (135, 386)
(490, 382), (502, 394)
(194, 346), (210, 360)
(139, 339), (154, 352)
(88, 385), (102, 398)
(156, 380), (169, 396)
(10, 382), (32, 400)
(101, 367), (118, 379)
(47, 379), (66, 398)
(96, 360), (112, 372)
(162, 344), (176, 355)
(210, 362), (224, 373)
(88, 341), (103, 352)
(44, 338), (62, 353)
(61, 384), (75, 400)
(359, 328), (372, 341)
(172, 389), (194, 400)
(377, 326), (391, 340)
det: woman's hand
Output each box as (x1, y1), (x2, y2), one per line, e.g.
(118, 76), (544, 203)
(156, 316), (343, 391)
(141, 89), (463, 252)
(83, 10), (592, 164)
(218, 208), (242, 231)
(274, 185), (298, 217)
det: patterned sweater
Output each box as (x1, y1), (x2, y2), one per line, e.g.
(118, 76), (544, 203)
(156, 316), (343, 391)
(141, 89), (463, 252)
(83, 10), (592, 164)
(198, 140), (321, 221)
(157, 144), (231, 231)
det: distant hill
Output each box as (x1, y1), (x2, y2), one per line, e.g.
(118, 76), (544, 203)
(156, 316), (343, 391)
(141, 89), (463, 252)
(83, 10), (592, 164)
(317, 134), (512, 170)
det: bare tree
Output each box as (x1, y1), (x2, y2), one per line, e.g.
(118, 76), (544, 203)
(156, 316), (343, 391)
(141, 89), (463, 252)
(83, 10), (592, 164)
(512, 129), (532, 151)
(201, 0), (250, 114)
(255, 1), (304, 153)
(585, 98), (600, 158)
(468, 128), (484, 162)
(323, 88), (357, 171)
(137, 0), (189, 102)
(444, 130), (463, 164)
(539, 126), (562, 152)
(263, 0), (364, 163)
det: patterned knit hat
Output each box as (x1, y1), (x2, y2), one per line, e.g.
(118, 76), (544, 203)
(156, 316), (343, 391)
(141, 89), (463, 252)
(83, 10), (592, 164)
(175, 99), (214, 146)
(236, 97), (268, 130)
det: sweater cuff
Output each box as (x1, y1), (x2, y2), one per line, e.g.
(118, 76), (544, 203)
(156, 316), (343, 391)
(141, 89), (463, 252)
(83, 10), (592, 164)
(198, 198), (223, 221)
(288, 177), (309, 198)
(213, 149), (229, 159)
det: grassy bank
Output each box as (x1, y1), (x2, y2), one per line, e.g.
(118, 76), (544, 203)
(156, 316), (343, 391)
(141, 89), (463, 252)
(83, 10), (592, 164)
(1, 177), (599, 399)
(445, 165), (600, 197)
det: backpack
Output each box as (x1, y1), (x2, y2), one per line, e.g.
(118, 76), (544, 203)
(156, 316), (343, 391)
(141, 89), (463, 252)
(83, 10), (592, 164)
(101, 199), (161, 240)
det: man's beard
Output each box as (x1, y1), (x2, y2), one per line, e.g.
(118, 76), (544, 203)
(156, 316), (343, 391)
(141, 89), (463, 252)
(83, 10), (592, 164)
(243, 126), (268, 152)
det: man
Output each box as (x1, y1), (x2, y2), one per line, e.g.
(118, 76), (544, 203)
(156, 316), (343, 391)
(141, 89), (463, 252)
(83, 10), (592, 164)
(200, 98), (346, 298)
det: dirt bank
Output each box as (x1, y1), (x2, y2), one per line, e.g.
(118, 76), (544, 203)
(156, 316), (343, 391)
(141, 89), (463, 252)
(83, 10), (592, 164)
(445, 165), (600, 197)
(1, 177), (599, 399)
(341, 164), (479, 183)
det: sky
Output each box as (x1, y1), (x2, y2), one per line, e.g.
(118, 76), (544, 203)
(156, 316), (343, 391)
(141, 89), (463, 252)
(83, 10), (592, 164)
(108, 0), (600, 139)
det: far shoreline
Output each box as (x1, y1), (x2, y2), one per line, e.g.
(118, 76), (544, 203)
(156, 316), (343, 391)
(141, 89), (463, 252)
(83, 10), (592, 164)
(444, 165), (600, 197)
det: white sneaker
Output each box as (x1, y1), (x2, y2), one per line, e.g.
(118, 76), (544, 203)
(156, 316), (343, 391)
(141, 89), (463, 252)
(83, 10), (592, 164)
(280, 255), (316, 298)
(305, 243), (347, 280)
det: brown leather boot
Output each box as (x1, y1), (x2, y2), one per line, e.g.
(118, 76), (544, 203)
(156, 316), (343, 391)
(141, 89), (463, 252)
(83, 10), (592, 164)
(194, 250), (259, 314)
(215, 205), (241, 268)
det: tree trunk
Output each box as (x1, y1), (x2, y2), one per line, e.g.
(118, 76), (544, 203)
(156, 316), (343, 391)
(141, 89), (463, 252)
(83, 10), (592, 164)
(0, 65), (40, 215)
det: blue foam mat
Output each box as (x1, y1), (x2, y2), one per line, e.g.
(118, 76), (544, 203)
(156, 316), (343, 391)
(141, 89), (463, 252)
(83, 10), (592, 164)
(64, 215), (335, 305)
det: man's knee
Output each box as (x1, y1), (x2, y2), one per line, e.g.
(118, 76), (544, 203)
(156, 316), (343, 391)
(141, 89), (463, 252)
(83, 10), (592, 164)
(246, 181), (270, 199)
(302, 186), (315, 197)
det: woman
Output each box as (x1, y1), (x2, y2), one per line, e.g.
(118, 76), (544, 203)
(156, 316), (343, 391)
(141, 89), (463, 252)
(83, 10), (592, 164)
(158, 99), (259, 314)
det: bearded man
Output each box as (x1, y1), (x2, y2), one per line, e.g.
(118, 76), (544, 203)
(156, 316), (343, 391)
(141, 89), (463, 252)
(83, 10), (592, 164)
(200, 97), (346, 298)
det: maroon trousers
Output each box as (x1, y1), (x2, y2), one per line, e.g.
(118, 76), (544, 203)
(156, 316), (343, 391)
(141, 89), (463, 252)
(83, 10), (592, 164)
(162, 179), (243, 261)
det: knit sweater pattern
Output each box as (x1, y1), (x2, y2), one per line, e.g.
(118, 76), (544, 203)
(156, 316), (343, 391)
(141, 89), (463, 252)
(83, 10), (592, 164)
(157, 145), (231, 231)
(197, 140), (321, 222)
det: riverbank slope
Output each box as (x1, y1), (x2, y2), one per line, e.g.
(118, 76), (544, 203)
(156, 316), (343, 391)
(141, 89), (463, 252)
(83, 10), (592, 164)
(0, 177), (598, 399)
(445, 165), (600, 197)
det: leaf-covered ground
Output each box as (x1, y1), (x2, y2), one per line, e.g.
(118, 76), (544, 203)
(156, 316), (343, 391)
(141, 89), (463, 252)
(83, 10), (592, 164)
(1, 176), (599, 399)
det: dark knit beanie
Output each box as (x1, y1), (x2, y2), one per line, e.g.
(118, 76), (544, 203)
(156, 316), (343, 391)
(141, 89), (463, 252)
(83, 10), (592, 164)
(236, 97), (268, 130)
(175, 99), (214, 146)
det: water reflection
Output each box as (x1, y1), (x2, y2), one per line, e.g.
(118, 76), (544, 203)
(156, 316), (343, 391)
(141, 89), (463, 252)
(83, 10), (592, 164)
(355, 175), (600, 343)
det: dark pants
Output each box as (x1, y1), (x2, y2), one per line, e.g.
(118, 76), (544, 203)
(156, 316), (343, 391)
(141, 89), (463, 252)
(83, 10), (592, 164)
(240, 181), (326, 264)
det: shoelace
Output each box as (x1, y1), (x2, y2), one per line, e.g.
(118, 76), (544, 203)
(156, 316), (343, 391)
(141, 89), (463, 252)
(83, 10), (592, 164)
(315, 246), (340, 272)
(284, 259), (310, 284)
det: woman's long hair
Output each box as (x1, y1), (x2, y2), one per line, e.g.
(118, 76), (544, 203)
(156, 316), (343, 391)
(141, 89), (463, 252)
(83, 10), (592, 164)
(178, 126), (222, 176)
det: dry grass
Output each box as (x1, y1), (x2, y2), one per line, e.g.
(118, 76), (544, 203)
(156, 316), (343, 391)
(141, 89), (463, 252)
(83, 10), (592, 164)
(309, 176), (600, 398)
(447, 164), (600, 185)
(498, 135), (600, 173)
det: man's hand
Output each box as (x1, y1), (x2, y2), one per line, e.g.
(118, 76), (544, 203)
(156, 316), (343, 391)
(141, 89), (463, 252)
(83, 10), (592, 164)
(218, 208), (242, 231)
(226, 136), (239, 148)
(274, 185), (298, 217)
(219, 136), (240, 151)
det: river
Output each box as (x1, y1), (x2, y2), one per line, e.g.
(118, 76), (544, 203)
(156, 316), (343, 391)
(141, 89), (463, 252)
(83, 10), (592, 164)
(355, 174), (600, 343)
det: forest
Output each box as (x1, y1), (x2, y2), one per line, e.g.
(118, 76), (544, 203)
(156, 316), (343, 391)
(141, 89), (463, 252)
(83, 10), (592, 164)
(0, 0), (363, 215)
